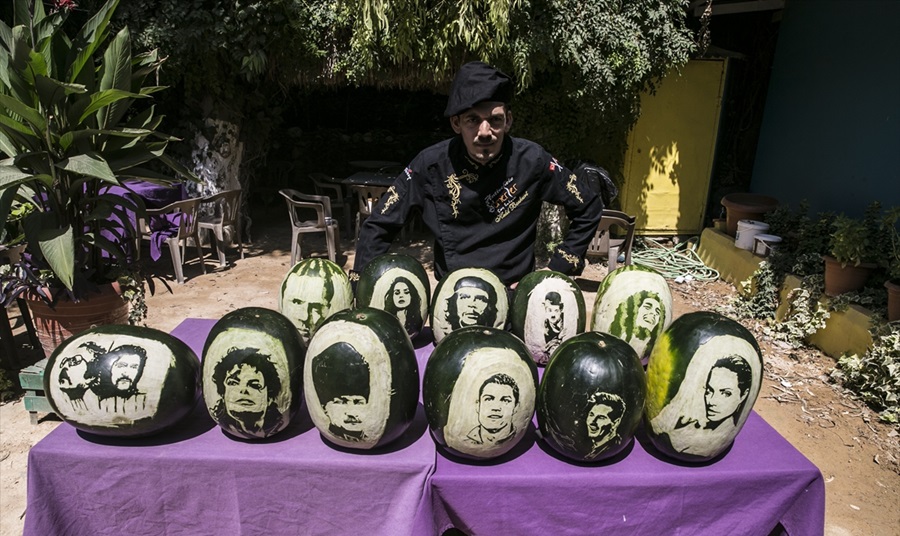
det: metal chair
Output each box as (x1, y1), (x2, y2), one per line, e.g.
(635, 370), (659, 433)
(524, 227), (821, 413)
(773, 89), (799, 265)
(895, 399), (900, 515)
(199, 189), (245, 267)
(279, 189), (341, 264)
(309, 172), (354, 233)
(141, 197), (206, 284)
(351, 185), (389, 241)
(586, 209), (637, 272)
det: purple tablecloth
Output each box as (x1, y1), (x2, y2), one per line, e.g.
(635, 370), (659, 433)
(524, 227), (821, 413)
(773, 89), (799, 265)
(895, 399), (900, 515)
(25, 319), (824, 536)
(24, 319), (436, 536)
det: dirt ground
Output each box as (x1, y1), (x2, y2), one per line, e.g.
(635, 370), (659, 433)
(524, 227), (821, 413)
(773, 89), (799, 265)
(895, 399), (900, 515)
(1, 204), (898, 536)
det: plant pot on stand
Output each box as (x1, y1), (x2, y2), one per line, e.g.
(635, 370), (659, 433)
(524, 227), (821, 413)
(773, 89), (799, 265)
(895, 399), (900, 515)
(886, 280), (900, 322)
(24, 282), (130, 356)
(822, 255), (877, 297)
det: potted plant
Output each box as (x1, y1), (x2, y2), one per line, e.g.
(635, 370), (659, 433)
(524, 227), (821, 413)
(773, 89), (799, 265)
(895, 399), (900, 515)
(823, 203), (883, 297)
(882, 208), (900, 322)
(0, 0), (193, 354)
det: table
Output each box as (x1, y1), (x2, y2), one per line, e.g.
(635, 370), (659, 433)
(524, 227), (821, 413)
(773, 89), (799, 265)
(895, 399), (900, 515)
(124, 180), (186, 209)
(349, 160), (401, 171)
(25, 320), (824, 536)
(24, 319), (437, 536)
(430, 413), (824, 535)
(344, 171), (397, 188)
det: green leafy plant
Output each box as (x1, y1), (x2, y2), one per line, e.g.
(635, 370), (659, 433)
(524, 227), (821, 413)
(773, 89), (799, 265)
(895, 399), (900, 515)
(829, 202), (884, 267)
(0, 0), (192, 307)
(880, 207), (900, 282)
(766, 274), (832, 348)
(831, 320), (900, 426)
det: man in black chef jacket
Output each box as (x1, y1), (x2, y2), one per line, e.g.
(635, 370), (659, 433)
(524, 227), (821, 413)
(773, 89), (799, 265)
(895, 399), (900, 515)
(351, 61), (604, 287)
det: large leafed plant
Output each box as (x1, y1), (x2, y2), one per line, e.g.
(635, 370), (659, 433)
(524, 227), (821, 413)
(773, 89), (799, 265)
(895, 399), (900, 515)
(0, 0), (192, 306)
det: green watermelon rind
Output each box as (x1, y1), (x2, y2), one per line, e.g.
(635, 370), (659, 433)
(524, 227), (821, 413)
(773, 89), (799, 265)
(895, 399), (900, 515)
(356, 253), (432, 339)
(308, 307), (419, 448)
(509, 270), (586, 350)
(201, 307), (307, 439)
(43, 324), (200, 438)
(422, 326), (538, 447)
(537, 331), (646, 462)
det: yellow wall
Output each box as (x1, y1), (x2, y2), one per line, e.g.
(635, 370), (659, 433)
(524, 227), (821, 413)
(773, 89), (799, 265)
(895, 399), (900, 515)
(621, 59), (728, 235)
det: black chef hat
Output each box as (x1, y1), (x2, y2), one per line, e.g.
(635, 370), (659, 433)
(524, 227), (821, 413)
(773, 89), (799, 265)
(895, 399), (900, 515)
(444, 61), (513, 117)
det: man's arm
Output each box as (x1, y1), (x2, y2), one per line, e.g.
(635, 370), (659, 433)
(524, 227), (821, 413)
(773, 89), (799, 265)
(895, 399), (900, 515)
(542, 158), (605, 276)
(350, 167), (419, 281)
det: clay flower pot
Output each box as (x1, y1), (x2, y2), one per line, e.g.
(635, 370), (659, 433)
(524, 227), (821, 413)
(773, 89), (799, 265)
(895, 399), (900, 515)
(25, 282), (130, 356)
(886, 280), (900, 322)
(822, 255), (877, 297)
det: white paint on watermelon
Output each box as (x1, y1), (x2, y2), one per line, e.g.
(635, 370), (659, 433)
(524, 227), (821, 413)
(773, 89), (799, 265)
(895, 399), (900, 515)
(303, 320), (392, 449)
(521, 276), (582, 365)
(648, 334), (762, 459)
(443, 346), (535, 459)
(364, 266), (429, 328)
(202, 326), (292, 436)
(48, 333), (174, 428)
(591, 268), (673, 358)
(431, 268), (508, 343)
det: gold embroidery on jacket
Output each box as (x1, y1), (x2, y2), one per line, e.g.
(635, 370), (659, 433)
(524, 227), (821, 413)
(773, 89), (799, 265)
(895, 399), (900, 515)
(494, 191), (529, 223)
(558, 248), (580, 266)
(446, 174), (462, 218)
(380, 186), (399, 214)
(566, 173), (583, 203)
(458, 170), (479, 184)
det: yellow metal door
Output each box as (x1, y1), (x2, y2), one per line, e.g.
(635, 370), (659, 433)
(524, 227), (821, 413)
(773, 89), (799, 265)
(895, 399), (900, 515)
(621, 58), (728, 235)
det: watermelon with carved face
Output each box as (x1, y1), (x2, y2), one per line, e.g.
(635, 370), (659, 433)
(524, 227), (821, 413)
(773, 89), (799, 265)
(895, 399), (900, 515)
(44, 325), (200, 437)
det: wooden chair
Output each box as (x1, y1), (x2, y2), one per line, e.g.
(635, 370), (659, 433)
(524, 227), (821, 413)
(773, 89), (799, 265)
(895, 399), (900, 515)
(309, 172), (353, 232)
(199, 189), (245, 267)
(279, 189), (341, 264)
(141, 197), (206, 284)
(586, 209), (637, 273)
(351, 185), (389, 241)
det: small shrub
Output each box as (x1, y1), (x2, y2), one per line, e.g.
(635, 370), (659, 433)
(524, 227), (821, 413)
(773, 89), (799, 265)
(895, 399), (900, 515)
(831, 321), (900, 426)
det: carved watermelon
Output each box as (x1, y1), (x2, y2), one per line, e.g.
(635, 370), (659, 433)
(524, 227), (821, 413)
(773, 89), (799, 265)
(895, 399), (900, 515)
(423, 327), (538, 460)
(355, 253), (431, 340)
(510, 270), (586, 365)
(202, 307), (307, 439)
(303, 307), (419, 449)
(537, 332), (645, 462)
(280, 258), (353, 344)
(430, 267), (508, 344)
(644, 311), (763, 462)
(591, 265), (673, 361)
(44, 324), (200, 437)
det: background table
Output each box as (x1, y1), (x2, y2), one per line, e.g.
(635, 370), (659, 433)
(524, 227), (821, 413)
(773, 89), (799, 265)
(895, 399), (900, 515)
(344, 171), (397, 188)
(25, 319), (824, 536)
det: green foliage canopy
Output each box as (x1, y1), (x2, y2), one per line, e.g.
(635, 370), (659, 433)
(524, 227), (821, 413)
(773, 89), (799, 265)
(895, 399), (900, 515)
(103, 0), (695, 165)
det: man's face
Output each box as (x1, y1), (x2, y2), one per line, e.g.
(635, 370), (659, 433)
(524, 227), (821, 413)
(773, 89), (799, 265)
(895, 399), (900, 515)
(450, 101), (512, 165)
(284, 275), (328, 340)
(477, 382), (516, 432)
(544, 303), (562, 325)
(587, 403), (614, 440)
(58, 355), (89, 389)
(224, 364), (267, 414)
(324, 395), (368, 433)
(392, 282), (412, 309)
(455, 287), (489, 326)
(705, 367), (745, 423)
(111, 353), (142, 393)
(636, 297), (661, 331)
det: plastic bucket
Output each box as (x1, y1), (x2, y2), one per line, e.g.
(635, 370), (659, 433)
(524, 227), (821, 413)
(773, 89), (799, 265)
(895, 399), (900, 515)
(734, 219), (769, 250)
(753, 234), (782, 257)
